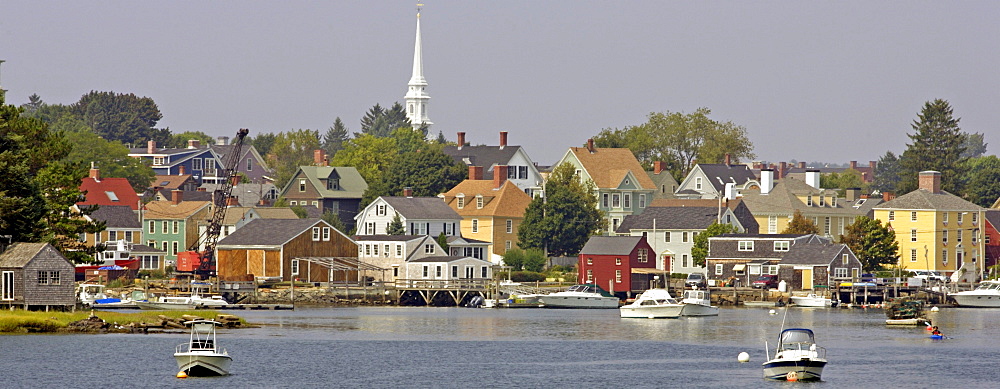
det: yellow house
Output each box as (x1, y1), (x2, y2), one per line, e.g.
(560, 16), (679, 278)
(440, 166), (533, 264)
(873, 171), (986, 278)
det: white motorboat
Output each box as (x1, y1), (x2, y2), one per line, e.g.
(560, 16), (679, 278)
(174, 320), (232, 376)
(539, 284), (620, 309)
(679, 289), (719, 316)
(762, 328), (827, 381)
(136, 283), (229, 310)
(619, 289), (683, 318)
(78, 283), (109, 306)
(790, 294), (836, 308)
(949, 280), (1000, 307)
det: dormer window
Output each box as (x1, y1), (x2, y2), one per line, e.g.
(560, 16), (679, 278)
(831, 196), (837, 207)
(457, 195), (465, 209)
(807, 196), (813, 206)
(819, 196), (825, 207)
(326, 179), (340, 190)
(476, 195), (484, 209)
(153, 157), (165, 166)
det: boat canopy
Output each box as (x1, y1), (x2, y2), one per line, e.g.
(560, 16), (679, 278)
(568, 284), (614, 297)
(779, 328), (815, 345)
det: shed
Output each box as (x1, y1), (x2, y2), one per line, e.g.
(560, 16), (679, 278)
(0, 243), (76, 311)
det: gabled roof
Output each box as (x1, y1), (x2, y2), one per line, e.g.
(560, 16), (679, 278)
(779, 243), (852, 266)
(281, 166), (368, 199)
(647, 198), (759, 233)
(692, 164), (758, 193)
(152, 175), (194, 190)
(0, 243), (55, 267)
(985, 210), (1000, 230)
(200, 182), (279, 207)
(254, 207), (299, 219)
(441, 180), (532, 218)
(442, 145), (521, 180)
(78, 176), (141, 211)
(197, 207), (253, 226)
(211, 144), (271, 173)
(409, 255), (476, 263)
(354, 235), (426, 242)
(144, 201), (211, 220)
(875, 188), (983, 211)
(566, 147), (656, 189)
(158, 189), (214, 202)
(739, 179), (879, 217)
(616, 206), (719, 232)
(217, 218), (332, 247)
(447, 236), (490, 245)
(130, 244), (166, 255)
(579, 236), (644, 255)
(88, 205), (140, 229)
(380, 196), (461, 220)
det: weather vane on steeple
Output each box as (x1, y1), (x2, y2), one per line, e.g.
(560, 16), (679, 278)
(417, 3), (423, 17)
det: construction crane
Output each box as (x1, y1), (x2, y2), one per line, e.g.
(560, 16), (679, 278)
(176, 128), (250, 278)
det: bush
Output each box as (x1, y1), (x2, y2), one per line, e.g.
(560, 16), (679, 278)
(138, 269), (167, 279)
(510, 271), (546, 283)
(523, 249), (547, 272)
(502, 248), (526, 271)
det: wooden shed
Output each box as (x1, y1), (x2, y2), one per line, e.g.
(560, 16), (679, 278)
(0, 243), (76, 311)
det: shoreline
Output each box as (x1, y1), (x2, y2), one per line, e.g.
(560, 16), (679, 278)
(0, 310), (246, 334)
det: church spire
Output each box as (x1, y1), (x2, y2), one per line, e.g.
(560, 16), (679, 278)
(404, 4), (432, 130)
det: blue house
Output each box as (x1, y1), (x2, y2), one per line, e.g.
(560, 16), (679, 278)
(129, 140), (225, 185)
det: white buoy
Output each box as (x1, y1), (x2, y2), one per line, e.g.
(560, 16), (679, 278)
(930, 306), (940, 312)
(737, 352), (750, 362)
(768, 309), (777, 315)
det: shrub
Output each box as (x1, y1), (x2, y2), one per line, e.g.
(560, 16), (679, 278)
(523, 249), (547, 272)
(510, 271), (546, 283)
(502, 248), (526, 271)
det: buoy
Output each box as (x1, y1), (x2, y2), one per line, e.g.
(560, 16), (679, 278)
(930, 306), (940, 312)
(176, 371), (188, 379)
(768, 309), (777, 315)
(737, 352), (750, 362)
(926, 325), (934, 331)
(786, 371), (798, 381)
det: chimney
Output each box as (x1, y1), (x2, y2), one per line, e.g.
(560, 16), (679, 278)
(849, 161), (857, 170)
(919, 171), (942, 194)
(171, 189), (183, 205)
(231, 175), (241, 186)
(469, 166), (484, 180)
(883, 191), (895, 202)
(779, 162), (787, 179)
(653, 161), (666, 174)
(494, 165), (509, 189)
(403, 187), (413, 198)
(845, 188), (860, 202)
(760, 169), (774, 195)
(187, 139), (200, 149)
(586, 138), (595, 153)
(869, 161), (877, 171)
(499, 131), (508, 150)
(724, 153), (731, 166)
(314, 149), (326, 166)
(805, 169), (821, 189)
(178, 165), (186, 175)
(147, 140), (157, 154)
(860, 194), (869, 199)
(226, 196), (239, 207)
(457, 132), (465, 151)
(724, 182), (736, 200)
(196, 187), (207, 192)
(89, 163), (100, 181)
(216, 136), (229, 146)
(798, 161), (806, 169)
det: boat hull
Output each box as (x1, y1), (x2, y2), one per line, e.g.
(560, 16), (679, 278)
(136, 301), (229, 310)
(175, 352), (232, 376)
(680, 303), (719, 316)
(789, 297), (832, 308)
(949, 293), (1000, 308)
(762, 359), (826, 381)
(619, 305), (683, 318)
(540, 295), (620, 309)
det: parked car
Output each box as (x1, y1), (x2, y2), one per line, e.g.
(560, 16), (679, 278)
(912, 270), (947, 282)
(685, 273), (707, 288)
(752, 274), (779, 289)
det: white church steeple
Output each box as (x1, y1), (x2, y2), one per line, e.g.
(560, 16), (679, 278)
(404, 5), (432, 130)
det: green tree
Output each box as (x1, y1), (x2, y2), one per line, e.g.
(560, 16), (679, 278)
(518, 163), (606, 257)
(959, 156), (1000, 207)
(363, 146), (466, 206)
(781, 210), (820, 235)
(62, 130), (155, 192)
(961, 132), (987, 158)
(840, 216), (899, 271)
(523, 248), (547, 272)
(251, 132), (277, 156)
(436, 232), (449, 253)
(330, 133), (398, 184)
(359, 102), (411, 138)
(872, 151), (901, 193)
(166, 131), (215, 149)
(898, 99), (967, 194)
(20, 93), (44, 117)
(321, 210), (348, 233)
(290, 205), (308, 218)
(502, 247), (526, 271)
(70, 91), (165, 144)
(819, 169), (867, 193)
(269, 129), (321, 188)
(691, 222), (738, 267)
(323, 117), (350, 157)
(387, 212), (406, 235)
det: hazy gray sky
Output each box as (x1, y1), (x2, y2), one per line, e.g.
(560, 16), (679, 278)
(2, 1), (997, 166)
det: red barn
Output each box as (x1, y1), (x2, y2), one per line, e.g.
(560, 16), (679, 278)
(578, 236), (657, 297)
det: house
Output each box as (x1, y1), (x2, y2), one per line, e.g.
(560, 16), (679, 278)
(196, 207), (299, 250)
(647, 161), (679, 201)
(984, 210), (1000, 272)
(873, 171), (986, 280)
(78, 166), (141, 211)
(131, 244), (168, 272)
(648, 198), (760, 234)
(405, 256), (493, 282)
(78, 205), (143, 248)
(354, 235), (440, 282)
(210, 140), (272, 183)
(578, 236), (657, 296)
(738, 169), (881, 239)
(706, 233), (830, 287)
(781, 160), (877, 183)
(440, 168), (533, 263)
(0, 243), (76, 310)
(355, 191), (462, 236)
(553, 139), (656, 234)
(199, 182), (280, 207)
(675, 158), (759, 200)
(216, 218), (361, 283)
(777, 241), (862, 290)
(446, 236), (490, 261)
(277, 164), (368, 232)
(614, 203), (751, 274)
(141, 193), (212, 262)
(129, 140), (224, 185)
(442, 131), (545, 197)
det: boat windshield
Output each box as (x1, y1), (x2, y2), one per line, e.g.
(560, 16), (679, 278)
(976, 282), (1000, 291)
(568, 284), (596, 293)
(779, 329), (815, 347)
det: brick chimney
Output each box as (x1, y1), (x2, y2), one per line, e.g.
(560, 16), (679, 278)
(171, 189), (183, 205)
(89, 163), (100, 181)
(469, 166), (483, 180)
(779, 162), (787, 179)
(187, 139), (200, 149)
(494, 165), (509, 189)
(586, 138), (596, 153)
(457, 132), (465, 151)
(798, 161), (806, 169)
(231, 175), (241, 186)
(147, 140), (157, 154)
(724, 153), (731, 166)
(919, 171), (941, 194)
(849, 161), (857, 170)
(313, 149), (326, 166)
(499, 131), (508, 150)
(653, 161), (666, 174)
(178, 165), (186, 175)
(226, 196), (239, 207)
(869, 161), (877, 171)
(403, 187), (413, 198)
(882, 191), (895, 202)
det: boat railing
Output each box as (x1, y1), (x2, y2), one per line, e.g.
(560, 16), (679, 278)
(781, 342), (826, 359)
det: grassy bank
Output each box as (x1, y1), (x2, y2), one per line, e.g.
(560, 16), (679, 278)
(0, 310), (232, 334)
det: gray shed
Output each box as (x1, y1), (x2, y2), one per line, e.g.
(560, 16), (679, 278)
(0, 243), (76, 311)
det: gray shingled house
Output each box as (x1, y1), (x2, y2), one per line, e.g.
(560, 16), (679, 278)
(778, 242), (862, 290)
(0, 243), (76, 311)
(706, 234), (829, 287)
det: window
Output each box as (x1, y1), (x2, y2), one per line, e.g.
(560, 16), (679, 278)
(505, 241), (512, 250)
(148, 240), (156, 248)
(519, 166), (528, 180)
(396, 244), (402, 257)
(149, 221), (155, 234)
(290, 201), (297, 206)
(842, 254), (849, 265)
(162, 221), (168, 234)
(738, 241), (754, 251)
(615, 270), (622, 283)
(715, 264), (723, 275)
(291, 259), (300, 275)
(768, 216), (778, 234)
(481, 266), (488, 278)
(769, 265), (779, 275)
(162, 241), (168, 255)
(831, 196), (837, 207)
(612, 218), (620, 231)
(373, 244), (379, 257)
(141, 255), (160, 270)
(602, 193), (609, 208)
(435, 266), (442, 278)
(312, 227), (321, 241)
(376, 205), (386, 216)
(322, 227), (331, 241)
(942, 249), (948, 265)
(612, 194), (621, 208)
(457, 196), (465, 209)
(695, 177), (702, 190)
(465, 266), (475, 279)
(910, 248), (918, 262)
(888, 211), (895, 221)
(172, 221), (179, 234)
(819, 196), (825, 207)
(943, 212), (949, 224)
(384, 244), (390, 257)
(987, 234), (992, 245)
(623, 193), (631, 209)
(153, 156), (165, 166)
(366, 222), (375, 235)
(393, 267), (399, 278)
(639, 194), (646, 208)
(911, 211), (917, 222)
(506, 219), (513, 233)
(911, 229), (917, 242)
(125, 231), (133, 242)
(682, 232), (689, 243)
(172, 242), (178, 256)
(774, 241), (790, 251)
(476, 196), (484, 209)
(682, 254), (689, 267)
(664, 232), (671, 243)
(615, 258), (622, 265)
(586, 269), (593, 283)
(108, 231), (118, 241)
(958, 212), (964, 224)
(638, 248), (648, 263)
(471, 219), (479, 233)
(508, 167), (518, 180)
(749, 264), (761, 275)
(452, 266), (458, 278)
(943, 230), (948, 245)
(834, 268), (848, 278)
(839, 217), (846, 236)
(824, 217), (831, 235)
(957, 231), (962, 244)
(247, 158), (253, 171)
(425, 244), (435, 254)
(806, 195), (813, 206)
(587, 257), (593, 265)
(972, 213), (978, 225)
(422, 266), (429, 277)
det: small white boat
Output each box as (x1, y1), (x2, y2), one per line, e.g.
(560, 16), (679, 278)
(174, 320), (232, 376)
(762, 328), (827, 381)
(949, 280), (1000, 307)
(78, 284), (109, 306)
(136, 283), (229, 310)
(790, 294), (836, 308)
(679, 289), (719, 316)
(539, 284), (620, 309)
(619, 289), (683, 318)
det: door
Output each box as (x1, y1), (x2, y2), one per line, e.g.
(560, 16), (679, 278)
(801, 268), (813, 290)
(2, 271), (13, 300)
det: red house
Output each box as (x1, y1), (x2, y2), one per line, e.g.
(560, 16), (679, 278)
(78, 167), (141, 211)
(578, 236), (657, 297)
(985, 210), (1000, 271)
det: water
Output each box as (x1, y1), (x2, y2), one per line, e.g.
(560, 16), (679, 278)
(4, 306), (1000, 388)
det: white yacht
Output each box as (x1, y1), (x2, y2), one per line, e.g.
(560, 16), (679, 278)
(679, 289), (719, 316)
(762, 328), (827, 381)
(949, 280), (1000, 307)
(136, 283), (229, 310)
(619, 289), (683, 318)
(790, 294), (836, 308)
(539, 284), (620, 309)
(174, 320), (232, 376)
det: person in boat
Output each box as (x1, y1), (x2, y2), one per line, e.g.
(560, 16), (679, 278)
(931, 326), (942, 336)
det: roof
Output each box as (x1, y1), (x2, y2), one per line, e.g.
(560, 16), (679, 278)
(739, 179), (880, 217)
(217, 218), (331, 247)
(647, 198), (759, 233)
(130, 244), (166, 254)
(354, 235), (425, 242)
(409, 255), (473, 263)
(253, 207), (300, 219)
(694, 164), (758, 193)
(875, 188), (984, 211)
(566, 147), (656, 189)
(282, 166), (368, 199)
(143, 200), (211, 220)
(779, 243), (851, 266)
(197, 207), (253, 226)
(579, 236), (644, 255)
(441, 180), (532, 218)
(616, 206), (719, 232)
(200, 182), (279, 207)
(381, 196), (461, 220)
(152, 174), (193, 190)
(985, 210), (1000, 230)
(442, 145), (521, 180)
(0, 243), (51, 267)
(447, 236), (490, 245)
(78, 176), (141, 211)
(87, 205), (140, 229)
(158, 189), (214, 202)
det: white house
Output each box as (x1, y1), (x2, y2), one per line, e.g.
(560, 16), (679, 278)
(355, 194), (462, 236)
(442, 131), (545, 197)
(355, 235), (442, 282)
(405, 256), (493, 281)
(675, 161), (759, 199)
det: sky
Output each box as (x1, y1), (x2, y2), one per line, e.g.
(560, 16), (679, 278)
(2, 1), (998, 166)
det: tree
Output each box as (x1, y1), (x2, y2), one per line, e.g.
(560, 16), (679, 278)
(166, 131), (215, 149)
(523, 248), (547, 272)
(251, 132), (277, 156)
(20, 93), (44, 116)
(819, 169), (867, 193)
(70, 91), (165, 144)
(502, 248), (526, 271)
(840, 216), (899, 271)
(323, 117), (350, 158)
(691, 222), (738, 267)
(359, 102), (411, 138)
(961, 132), (987, 158)
(518, 163), (606, 257)
(387, 212), (405, 235)
(872, 151), (901, 193)
(330, 133), (398, 184)
(781, 210), (819, 235)
(363, 146), (466, 206)
(321, 210), (347, 233)
(898, 99), (967, 194)
(436, 232), (450, 253)
(959, 156), (1000, 207)
(62, 130), (155, 192)
(268, 129), (321, 188)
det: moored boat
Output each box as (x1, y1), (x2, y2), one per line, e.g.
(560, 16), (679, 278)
(619, 288), (682, 318)
(679, 289), (719, 316)
(762, 328), (827, 381)
(790, 294), (836, 308)
(539, 284), (619, 309)
(174, 320), (232, 376)
(949, 280), (1000, 307)
(136, 283), (229, 310)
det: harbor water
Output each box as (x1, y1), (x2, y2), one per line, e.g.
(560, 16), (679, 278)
(5, 306), (1000, 388)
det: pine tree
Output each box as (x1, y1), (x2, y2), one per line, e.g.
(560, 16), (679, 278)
(387, 213), (406, 235)
(781, 210), (820, 235)
(872, 151), (901, 194)
(323, 117), (350, 157)
(898, 99), (967, 194)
